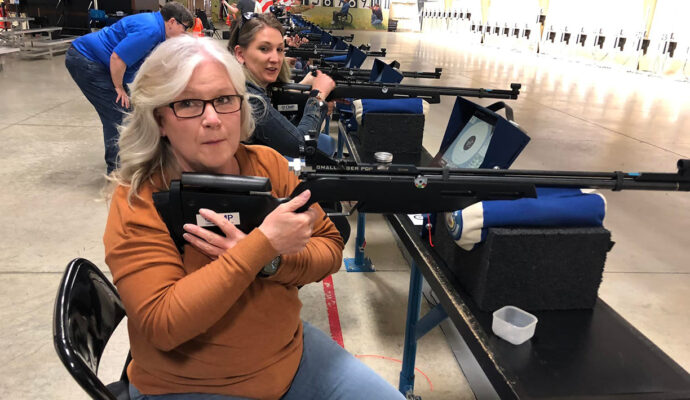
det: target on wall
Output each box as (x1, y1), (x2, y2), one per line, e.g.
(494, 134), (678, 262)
(322, 0), (333, 7)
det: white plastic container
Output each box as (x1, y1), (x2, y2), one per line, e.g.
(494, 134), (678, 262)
(492, 305), (538, 345)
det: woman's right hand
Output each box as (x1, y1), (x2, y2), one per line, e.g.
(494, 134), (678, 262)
(258, 190), (320, 255)
(310, 70), (336, 100)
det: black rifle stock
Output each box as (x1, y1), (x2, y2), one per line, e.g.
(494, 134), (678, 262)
(153, 154), (690, 252)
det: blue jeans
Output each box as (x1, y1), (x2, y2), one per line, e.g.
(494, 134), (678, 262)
(129, 321), (405, 400)
(65, 46), (124, 174)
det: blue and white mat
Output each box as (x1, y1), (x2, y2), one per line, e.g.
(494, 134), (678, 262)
(352, 98), (429, 125)
(445, 187), (607, 250)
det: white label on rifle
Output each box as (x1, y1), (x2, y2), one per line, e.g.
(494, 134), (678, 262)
(278, 104), (299, 112)
(196, 212), (241, 227)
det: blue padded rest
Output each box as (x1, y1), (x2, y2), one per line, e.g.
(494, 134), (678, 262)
(324, 55), (347, 63)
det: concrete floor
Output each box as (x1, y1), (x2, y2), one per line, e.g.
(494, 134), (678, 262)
(0, 30), (688, 399)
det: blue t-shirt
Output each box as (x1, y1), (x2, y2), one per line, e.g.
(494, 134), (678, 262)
(72, 12), (166, 83)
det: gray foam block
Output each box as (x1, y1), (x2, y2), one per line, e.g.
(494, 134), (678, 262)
(431, 226), (614, 312)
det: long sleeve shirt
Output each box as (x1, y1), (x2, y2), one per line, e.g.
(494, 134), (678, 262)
(103, 144), (343, 399)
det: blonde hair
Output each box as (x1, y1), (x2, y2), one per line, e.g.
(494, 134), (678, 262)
(110, 35), (256, 204)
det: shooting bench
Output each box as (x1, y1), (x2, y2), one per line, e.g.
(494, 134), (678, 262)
(0, 46), (19, 71)
(0, 26), (74, 57)
(20, 35), (75, 58)
(340, 130), (690, 399)
(0, 25), (59, 45)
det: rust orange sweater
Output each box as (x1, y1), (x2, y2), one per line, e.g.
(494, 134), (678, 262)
(103, 144), (344, 399)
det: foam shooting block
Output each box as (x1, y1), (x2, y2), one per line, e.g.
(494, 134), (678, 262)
(432, 226), (614, 312)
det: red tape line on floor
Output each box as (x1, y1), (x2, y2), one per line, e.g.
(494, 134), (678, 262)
(322, 275), (344, 347)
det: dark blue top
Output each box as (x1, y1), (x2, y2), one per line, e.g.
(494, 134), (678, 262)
(72, 12), (166, 83)
(245, 81), (327, 157)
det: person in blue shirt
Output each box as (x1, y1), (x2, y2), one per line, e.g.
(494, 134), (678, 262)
(332, 0), (351, 25)
(65, 3), (194, 174)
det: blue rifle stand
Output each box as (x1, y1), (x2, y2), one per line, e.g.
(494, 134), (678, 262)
(399, 262), (448, 396)
(343, 212), (374, 272)
(337, 128), (346, 159)
(335, 121), (375, 272)
(322, 117), (330, 139)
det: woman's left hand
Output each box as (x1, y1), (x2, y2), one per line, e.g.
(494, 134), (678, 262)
(182, 208), (247, 259)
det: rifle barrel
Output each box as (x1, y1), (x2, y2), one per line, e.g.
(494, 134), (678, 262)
(273, 82), (521, 102)
(291, 68), (442, 81)
(306, 163), (690, 192)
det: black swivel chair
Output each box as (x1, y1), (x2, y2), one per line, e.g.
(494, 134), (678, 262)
(53, 258), (131, 400)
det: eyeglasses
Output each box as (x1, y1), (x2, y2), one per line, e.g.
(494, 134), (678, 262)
(168, 95), (243, 118)
(174, 17), (192, 31)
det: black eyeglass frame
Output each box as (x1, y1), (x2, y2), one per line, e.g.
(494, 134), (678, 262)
(168, 95), (244, 119)
(174, 17), (193, 31)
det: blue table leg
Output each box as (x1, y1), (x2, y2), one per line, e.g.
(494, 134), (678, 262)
(399, 263), (449, 396)
(399, 262), (423, 395)
(344, 212), (374, 272)
(337, 128), (345, 159)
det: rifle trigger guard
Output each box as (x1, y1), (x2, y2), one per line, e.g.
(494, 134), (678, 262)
(613, 171), (624, 191)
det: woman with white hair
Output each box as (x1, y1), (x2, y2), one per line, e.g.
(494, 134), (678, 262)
(103, 35), (405, 400)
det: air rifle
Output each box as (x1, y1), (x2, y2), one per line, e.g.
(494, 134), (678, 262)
(288, 32), (354, 44)
(271, 81), (521, 103)
(152, 144), (690, 251)
(292, 63), (443, 82)
(285, 44), (386, 59)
